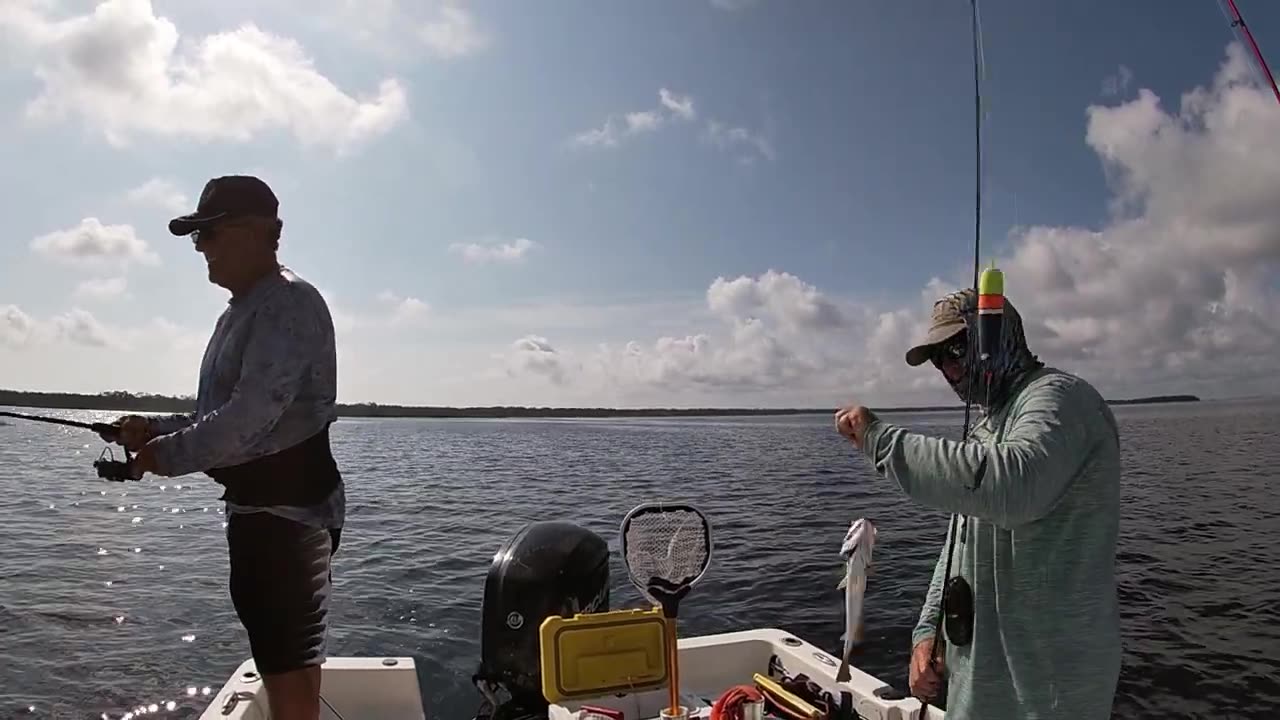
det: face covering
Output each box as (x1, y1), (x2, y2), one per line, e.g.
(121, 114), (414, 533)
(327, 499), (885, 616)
(933, 288), (1043, 410)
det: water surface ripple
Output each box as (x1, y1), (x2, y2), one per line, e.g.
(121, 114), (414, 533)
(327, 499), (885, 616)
(0, 400), (1275, 718)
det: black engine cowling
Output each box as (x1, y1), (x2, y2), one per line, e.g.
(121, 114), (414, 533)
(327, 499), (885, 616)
(474, 520), (611, 711)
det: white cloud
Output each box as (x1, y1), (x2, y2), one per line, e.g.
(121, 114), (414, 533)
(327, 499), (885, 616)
(502, 42), (1280, 406)
(30, 218), (160, 270)
(659, 88), (696, 120)
(998, 42), (1280, 386)
(568, 87), (772, 163)
(299, 0), (492, 67)
(408, 295), (710, 345)
(419, 4), (489, 59)
(1101, 64), (1134, 97)
(506, 335), (568, 385)
(4, 40), (1277, 409)
(704, 119), (774, 163)
(125, 178), (189, 213)
(2, 0), (408, 153)
(393, 297), (431, 325)
(624, 110), (663, 134)
(0, 304), (210, 394)
(329, 304), (359, 337)
(707, 270), (845, 331)
(494, 271), (934, 407)
(311, 289), (432, 339)
(0, 304), (126, 350)
(73, 276), (129, 301)
(448, 237), (540, 264)
(377, 290), (431, 327)
(50, 308), (116, 348)
(0, 305), (39, 348)
(569, 87), (697, 149)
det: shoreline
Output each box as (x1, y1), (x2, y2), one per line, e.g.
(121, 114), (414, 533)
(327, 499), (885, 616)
(0, 389), (1202, 419)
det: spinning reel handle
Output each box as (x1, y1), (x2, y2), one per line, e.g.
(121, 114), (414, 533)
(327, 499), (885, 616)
(93, 448), (137, 482)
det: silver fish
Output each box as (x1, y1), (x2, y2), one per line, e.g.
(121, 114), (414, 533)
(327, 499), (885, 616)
(835, 517), (876, 682)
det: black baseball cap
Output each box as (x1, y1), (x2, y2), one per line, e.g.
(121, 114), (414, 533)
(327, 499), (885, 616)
(168, 175), (279, 236)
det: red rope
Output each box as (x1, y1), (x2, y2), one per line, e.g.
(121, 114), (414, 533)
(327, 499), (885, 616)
(710, 685), (765, 720)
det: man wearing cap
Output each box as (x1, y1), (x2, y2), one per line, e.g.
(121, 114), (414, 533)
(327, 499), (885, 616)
(100, 175), (345, 720)
(832, 288), (1122, 720)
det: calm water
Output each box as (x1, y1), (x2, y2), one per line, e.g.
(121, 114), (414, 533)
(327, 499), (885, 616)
(1, 399), (1276, 719)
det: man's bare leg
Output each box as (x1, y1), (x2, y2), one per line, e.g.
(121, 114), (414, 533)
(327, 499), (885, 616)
(262, 665), (322, 720)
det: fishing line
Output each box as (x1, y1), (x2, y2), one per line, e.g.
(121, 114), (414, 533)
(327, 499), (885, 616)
(321, 693), (347, 720)
(921, 0), (986, 715)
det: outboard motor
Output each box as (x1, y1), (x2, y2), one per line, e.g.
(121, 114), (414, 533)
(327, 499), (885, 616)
(473, 520), (611, 718)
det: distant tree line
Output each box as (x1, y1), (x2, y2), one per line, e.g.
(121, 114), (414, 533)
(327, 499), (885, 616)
(0, 388), (1202, 419)
(0, 389), (196, 413)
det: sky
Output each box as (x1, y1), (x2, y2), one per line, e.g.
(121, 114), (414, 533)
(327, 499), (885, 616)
(1, 0), (1278, 409)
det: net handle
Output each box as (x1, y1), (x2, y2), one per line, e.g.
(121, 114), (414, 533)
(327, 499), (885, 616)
(619, 500), (713, 718)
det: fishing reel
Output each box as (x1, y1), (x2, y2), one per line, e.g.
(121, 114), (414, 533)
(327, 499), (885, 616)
(90, 422), (140, 484)
(94, 446), (137, 482)
(0, 412), (141, 482)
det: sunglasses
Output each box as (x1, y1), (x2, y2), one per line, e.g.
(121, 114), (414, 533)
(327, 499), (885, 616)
(191, 219), (256, 245)
(930, 332), (969, 366)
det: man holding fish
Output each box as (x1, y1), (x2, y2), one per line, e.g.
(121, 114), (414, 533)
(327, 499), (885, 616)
(833, 288), (1122, 720)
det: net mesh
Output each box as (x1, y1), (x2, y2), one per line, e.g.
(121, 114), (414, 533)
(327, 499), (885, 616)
(622, 507), (710, 604)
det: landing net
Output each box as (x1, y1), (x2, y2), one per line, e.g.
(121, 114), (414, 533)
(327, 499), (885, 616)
(621, 504), (711, 606)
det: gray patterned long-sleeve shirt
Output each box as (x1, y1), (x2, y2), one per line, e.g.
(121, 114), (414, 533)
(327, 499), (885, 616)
(860, 367), (1122, 720)
(145, 266), (344, 529)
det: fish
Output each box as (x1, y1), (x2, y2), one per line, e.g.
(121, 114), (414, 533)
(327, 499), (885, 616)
(835, 517), (876, 682)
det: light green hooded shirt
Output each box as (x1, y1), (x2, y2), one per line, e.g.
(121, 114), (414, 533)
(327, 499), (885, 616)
(860, 366), (1122, 720)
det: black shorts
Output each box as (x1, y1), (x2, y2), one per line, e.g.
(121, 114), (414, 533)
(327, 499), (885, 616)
(227, 511), (342, 675)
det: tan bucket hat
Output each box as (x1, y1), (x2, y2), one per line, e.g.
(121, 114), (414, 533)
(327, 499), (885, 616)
(904, 289), (972, 366)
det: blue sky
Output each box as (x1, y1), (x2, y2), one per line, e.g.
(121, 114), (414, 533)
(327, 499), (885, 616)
(2, 0), (1279, 408)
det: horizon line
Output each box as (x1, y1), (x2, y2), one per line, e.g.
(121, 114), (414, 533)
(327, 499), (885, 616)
(0, 387), (1206, 418)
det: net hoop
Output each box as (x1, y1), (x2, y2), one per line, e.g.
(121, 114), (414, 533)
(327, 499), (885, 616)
(619, 501), (713, 605)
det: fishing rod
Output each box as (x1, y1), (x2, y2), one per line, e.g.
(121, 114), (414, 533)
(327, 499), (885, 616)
(0, 410), (138, 482)
(920, 0), (1004, 716)
(1220, 0), (1280, 106)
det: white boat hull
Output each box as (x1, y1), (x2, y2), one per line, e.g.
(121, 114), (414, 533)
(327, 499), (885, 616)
(200, 628), (941, 720)
(200, 656), (426, 720)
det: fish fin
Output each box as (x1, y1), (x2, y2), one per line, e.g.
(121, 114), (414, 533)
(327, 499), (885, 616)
(836, 575), (847, 590)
